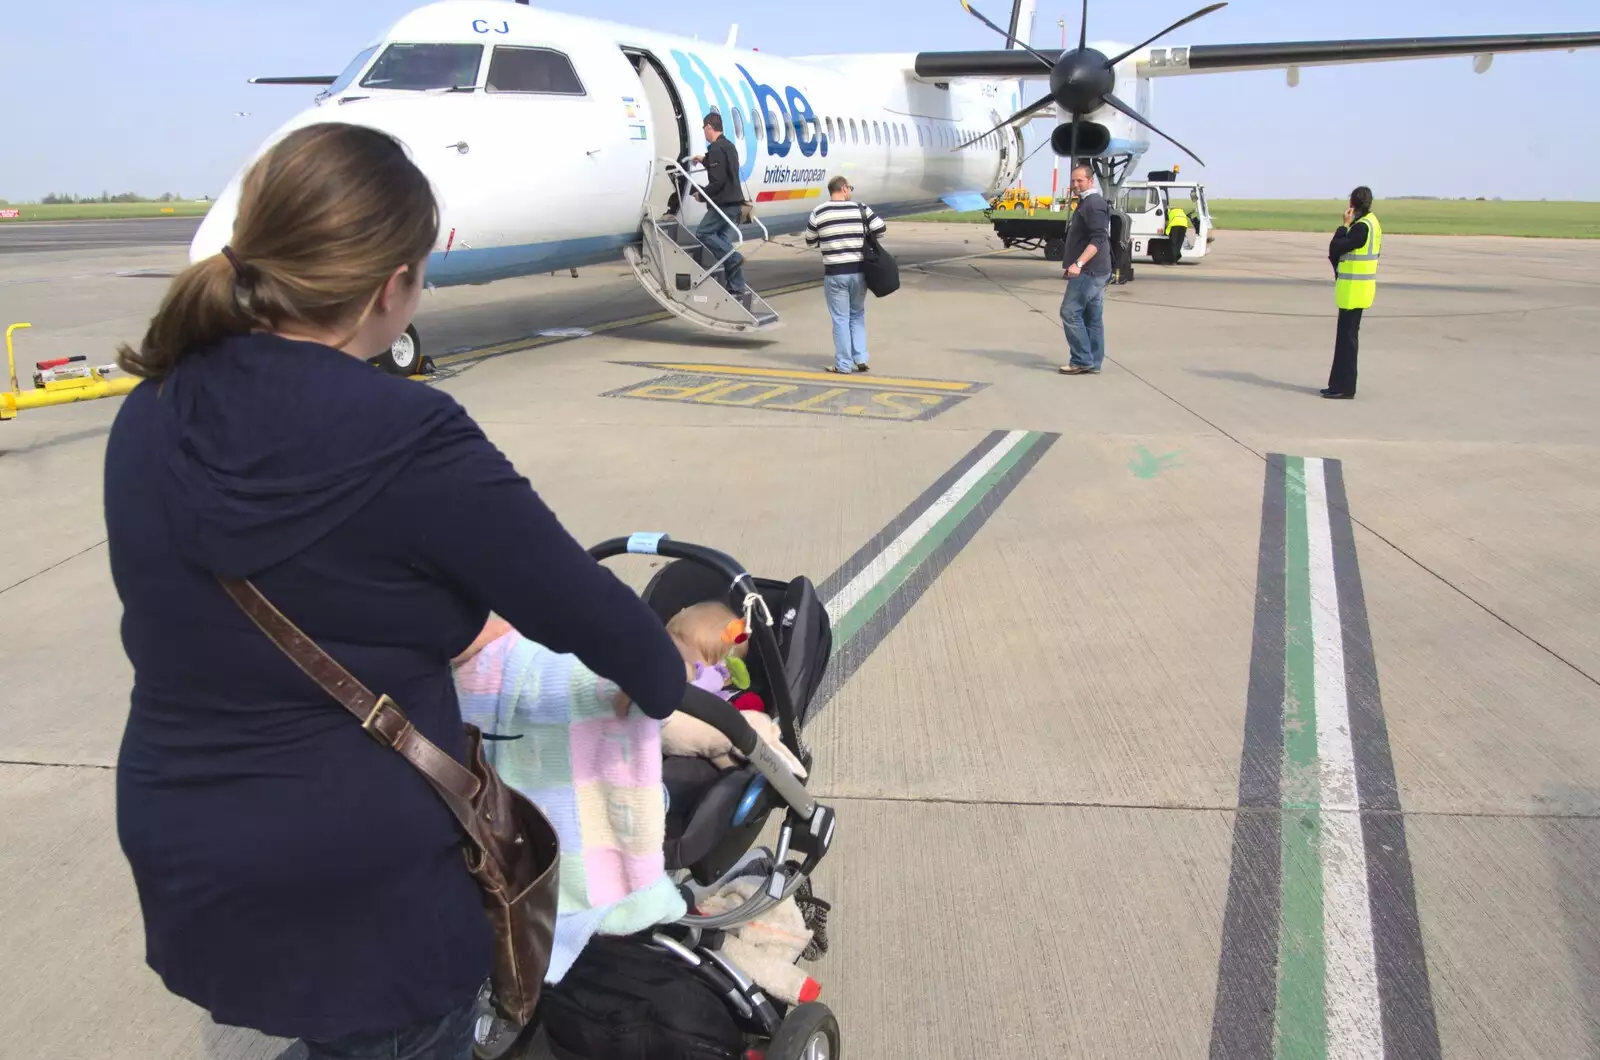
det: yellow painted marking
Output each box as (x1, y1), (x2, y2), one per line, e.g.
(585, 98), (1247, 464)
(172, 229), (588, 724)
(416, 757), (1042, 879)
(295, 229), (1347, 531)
(607, 373), (964, 421)
(619, 378), (733, 402)
(766, 387), (851, 413)
(643, 363), (978, 392)
(693, 381), (802, 406)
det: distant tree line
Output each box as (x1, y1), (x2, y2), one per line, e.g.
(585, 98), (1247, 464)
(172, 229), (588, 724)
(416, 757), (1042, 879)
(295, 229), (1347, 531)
(37, 191), (189, 204)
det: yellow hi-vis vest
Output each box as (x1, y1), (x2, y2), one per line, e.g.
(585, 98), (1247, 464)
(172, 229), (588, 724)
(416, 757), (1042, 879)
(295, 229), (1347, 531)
(1166, 207), (1190, 233)
(1335, 212), (1382, 310)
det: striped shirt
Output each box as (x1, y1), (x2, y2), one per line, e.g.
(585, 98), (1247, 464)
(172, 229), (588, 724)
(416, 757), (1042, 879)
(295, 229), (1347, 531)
(804, 199), (887, 275)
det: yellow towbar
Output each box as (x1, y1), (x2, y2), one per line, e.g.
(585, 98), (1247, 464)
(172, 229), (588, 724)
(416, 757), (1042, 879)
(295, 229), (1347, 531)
(3, 322), (138, 421)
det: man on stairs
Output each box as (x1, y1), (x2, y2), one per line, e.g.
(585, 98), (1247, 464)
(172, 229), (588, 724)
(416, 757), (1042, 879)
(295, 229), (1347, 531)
(690, 112), (751, 305)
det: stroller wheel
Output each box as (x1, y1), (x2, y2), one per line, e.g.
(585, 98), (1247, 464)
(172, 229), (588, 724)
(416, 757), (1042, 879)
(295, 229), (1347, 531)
(470, 980), (536, 1060)
(766, 1002), (841, 1060)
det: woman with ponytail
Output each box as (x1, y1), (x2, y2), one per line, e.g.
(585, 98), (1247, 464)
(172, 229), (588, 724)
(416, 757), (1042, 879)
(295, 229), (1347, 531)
(105, 123), (688, 1059)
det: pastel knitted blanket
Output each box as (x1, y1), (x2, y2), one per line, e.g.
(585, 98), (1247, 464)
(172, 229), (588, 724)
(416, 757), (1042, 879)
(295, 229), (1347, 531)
(452, 630), (687, 983)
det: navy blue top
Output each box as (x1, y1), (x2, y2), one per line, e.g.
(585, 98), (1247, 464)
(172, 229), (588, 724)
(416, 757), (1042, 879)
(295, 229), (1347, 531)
(104, 333), (687, 1041)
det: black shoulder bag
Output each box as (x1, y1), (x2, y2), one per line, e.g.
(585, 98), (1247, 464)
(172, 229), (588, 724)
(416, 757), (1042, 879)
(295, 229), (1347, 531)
(857, 203), (900, 298)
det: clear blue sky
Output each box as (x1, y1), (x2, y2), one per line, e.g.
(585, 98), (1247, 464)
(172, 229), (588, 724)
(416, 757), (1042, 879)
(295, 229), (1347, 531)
(1, 0), (1597, 202)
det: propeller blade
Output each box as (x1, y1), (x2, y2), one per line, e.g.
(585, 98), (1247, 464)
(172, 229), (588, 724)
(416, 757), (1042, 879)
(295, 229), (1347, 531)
(1079, 0), (1088, 50)
(959, 0), (1058, 70)
(1069, 115), (1080, 168)
(953, 95), (1056, 151)
(1105, 2), (1229, 68)
(1102, 92), (1205, 166)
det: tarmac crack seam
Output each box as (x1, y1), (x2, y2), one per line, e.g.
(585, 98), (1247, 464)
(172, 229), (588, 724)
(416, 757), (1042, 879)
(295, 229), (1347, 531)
(0, 759), (116, 772)
(976, 268), (1600, 693)
(807, 794), (1600, 820)
(0, 538), (106, 597)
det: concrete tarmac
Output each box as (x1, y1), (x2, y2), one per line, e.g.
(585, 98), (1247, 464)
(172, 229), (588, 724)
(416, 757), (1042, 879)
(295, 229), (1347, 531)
(1, 220), (1597, 1060)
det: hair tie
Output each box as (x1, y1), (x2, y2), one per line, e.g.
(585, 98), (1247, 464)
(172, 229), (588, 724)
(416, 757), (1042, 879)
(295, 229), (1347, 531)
(220, 245), (248, 282)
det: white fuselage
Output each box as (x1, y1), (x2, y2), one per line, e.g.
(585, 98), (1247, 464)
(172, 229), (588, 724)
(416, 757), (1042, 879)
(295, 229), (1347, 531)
(191, 0), (1054, 286)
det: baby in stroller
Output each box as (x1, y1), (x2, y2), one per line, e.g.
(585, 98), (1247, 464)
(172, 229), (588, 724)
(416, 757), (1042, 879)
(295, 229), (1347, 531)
(456, 534), (841, 1060)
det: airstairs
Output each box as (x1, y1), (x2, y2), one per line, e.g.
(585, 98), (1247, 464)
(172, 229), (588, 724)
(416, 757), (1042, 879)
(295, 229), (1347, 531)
(623, 158), (781, 334)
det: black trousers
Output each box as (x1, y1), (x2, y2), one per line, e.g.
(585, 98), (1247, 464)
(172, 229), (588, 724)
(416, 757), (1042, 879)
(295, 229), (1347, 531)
(1168, 226), (1187, 262)
(1328, 307), (1362, 394)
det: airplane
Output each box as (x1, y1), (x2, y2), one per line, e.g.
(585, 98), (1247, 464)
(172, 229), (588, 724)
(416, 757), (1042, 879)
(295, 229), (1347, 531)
(192, 0), (1600, 374)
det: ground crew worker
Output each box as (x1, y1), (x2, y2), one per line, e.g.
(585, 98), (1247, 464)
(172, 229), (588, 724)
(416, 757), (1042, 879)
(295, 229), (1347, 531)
(1165, 200), (1190, 263)
(1323, 185), (1381, 399)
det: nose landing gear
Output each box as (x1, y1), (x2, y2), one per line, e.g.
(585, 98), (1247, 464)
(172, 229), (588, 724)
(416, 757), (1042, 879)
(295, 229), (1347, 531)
(373, 324), (423, 376)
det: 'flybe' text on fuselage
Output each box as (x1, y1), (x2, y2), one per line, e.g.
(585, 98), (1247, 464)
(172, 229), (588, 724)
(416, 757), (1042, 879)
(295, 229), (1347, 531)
(670, 49), (829, 183)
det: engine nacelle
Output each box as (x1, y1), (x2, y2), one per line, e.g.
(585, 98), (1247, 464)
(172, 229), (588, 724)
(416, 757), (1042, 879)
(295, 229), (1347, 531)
(1050, 121), (1111, 159)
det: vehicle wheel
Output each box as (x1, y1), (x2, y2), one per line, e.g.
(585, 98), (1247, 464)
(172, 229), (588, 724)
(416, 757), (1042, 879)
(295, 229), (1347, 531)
(375, 324), (421, 376)
(766, 1002), (841, 1060)
(1043, 238), (1065, 262)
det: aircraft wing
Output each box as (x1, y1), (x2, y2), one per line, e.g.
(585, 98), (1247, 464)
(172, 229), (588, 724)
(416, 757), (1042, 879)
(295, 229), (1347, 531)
(913, 29), (1600, 80)
(248, 75), (338, 85)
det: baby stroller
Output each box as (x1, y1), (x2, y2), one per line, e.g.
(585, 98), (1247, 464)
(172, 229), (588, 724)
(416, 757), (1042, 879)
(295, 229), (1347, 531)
(473, 533), (840, 1060)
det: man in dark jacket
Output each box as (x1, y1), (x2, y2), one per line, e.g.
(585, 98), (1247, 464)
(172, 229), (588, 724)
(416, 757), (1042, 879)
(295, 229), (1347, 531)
(1058, 164), (1113, 375)
(690, 112), (749, 299)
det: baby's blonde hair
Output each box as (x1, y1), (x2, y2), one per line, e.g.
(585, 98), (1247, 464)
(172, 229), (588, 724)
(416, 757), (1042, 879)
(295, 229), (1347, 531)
(666, 601), (750, 666)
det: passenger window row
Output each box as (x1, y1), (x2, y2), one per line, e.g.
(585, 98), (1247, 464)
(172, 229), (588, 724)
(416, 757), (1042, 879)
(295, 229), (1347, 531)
(719, 109), (998, 154)
(818, 116), (1002, 151)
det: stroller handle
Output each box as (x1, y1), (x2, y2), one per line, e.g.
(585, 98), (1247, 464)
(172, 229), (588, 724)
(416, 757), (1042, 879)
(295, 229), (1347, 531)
(674, 684), (817, 821)
(589, 533), (751, 588)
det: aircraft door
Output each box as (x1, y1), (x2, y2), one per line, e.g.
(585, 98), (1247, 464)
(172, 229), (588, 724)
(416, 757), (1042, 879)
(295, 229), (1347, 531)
(624, 49), (690, 219)
(992, 108), (1021, 191)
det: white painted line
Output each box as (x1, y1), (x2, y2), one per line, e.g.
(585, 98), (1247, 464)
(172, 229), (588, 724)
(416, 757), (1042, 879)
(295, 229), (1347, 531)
(1305, 457), (1385, 1060)
(824, 429), (1029, 622)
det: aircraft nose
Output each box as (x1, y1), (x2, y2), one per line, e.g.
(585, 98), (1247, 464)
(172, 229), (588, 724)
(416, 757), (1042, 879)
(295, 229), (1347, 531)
(190, 180), (240, 265)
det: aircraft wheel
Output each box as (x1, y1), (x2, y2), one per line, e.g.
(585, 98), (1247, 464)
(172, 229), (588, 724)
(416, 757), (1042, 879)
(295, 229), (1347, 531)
(375, 324), (421, 376)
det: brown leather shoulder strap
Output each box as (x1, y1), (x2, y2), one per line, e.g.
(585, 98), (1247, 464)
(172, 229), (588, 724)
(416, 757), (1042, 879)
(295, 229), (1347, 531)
(216, 577), (482, 814)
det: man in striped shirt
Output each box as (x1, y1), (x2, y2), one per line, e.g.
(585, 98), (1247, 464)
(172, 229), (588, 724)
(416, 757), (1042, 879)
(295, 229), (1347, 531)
(805, 176), (887, 374)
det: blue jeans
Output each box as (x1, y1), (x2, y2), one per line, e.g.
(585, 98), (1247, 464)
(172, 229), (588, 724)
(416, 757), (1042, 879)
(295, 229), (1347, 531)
(695, 210), (746, 294)
(302, 994), (477, 1060)
(824, 272), (868, 372)
(1061, 271), (1109, 369)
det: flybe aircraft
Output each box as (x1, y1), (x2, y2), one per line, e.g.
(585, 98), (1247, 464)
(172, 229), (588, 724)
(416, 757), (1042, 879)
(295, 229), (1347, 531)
(192, 0), (1600, 371)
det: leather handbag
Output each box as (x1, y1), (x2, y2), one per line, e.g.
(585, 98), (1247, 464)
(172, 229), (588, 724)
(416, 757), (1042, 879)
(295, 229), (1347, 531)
(857, 202), (899, 298)
(217, 576), (559, 1027)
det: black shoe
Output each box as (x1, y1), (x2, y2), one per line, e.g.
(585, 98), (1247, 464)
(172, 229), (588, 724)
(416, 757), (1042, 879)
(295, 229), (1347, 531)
(1321, 390), (1354, 399)
(855, 363), (869, 372)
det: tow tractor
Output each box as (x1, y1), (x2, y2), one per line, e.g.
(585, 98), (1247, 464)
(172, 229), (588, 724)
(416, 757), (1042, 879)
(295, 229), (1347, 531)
(986, 168), (1215, 269)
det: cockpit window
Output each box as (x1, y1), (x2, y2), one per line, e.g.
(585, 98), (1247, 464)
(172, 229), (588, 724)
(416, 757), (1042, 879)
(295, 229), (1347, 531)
(326, 46), (378, 96)
(486, 47), (585, 95)
(359, 43), (484, 91)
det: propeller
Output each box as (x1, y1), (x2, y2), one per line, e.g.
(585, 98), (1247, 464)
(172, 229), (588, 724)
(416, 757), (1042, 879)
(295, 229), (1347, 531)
(952, 0), (1226, 168)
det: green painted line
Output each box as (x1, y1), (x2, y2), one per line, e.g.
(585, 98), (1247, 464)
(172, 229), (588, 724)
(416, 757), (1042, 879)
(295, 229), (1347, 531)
(830, 431), (1044, 648)
(1277, 455), (1327, 1060)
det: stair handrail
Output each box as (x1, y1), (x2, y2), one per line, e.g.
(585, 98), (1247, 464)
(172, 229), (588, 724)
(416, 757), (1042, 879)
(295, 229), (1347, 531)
(660, 157), (769, 276)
